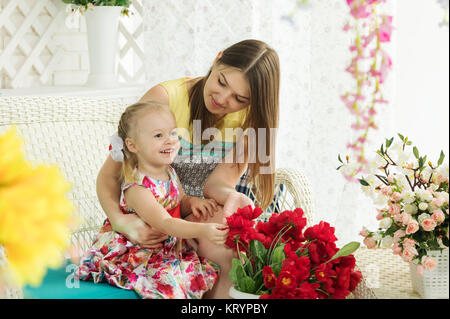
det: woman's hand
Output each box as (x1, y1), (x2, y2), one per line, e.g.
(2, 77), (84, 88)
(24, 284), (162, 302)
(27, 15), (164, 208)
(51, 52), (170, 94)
(189, 197), (219, 221)
(111, 213), (168, 249)
(202, 223), (229, 246)
(222, 191), (255, 222)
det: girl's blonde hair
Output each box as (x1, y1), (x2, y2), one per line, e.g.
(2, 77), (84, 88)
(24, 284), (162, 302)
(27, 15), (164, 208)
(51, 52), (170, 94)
(117, 100), (173, 183)
(188, 39), (280, 210)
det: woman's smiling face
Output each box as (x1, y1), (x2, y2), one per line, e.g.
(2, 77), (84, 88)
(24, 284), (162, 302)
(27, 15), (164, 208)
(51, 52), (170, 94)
(203, 64), (251, 119)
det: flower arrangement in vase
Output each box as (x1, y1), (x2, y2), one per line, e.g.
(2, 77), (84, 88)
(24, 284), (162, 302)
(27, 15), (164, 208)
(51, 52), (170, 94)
(62, 0), (132, 15)
(225, 206), (362, 299)
(338, 134), (449, 274)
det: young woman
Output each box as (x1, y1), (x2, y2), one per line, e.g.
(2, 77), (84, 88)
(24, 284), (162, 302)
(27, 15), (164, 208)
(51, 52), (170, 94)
(97, 39), (280, 298)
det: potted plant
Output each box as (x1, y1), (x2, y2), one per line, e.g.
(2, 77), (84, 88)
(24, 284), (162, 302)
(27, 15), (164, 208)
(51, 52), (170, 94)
(62, 0), (132, 88)
(225, 206), (362, 299)
(338, 134), (449, 298)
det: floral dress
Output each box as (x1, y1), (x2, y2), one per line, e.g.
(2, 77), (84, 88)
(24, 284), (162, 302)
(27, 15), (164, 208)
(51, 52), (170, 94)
(74, 165), (220, 299)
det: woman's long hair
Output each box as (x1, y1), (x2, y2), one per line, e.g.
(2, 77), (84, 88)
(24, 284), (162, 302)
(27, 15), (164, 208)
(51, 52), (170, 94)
(188, 39), (280, 209)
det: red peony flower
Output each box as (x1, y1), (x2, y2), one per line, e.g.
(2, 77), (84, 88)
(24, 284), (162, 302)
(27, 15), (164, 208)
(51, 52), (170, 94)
(349, 270), (362, 291)
(304, 221), (338, 243)
(262, 266), (276, 289)
(276, 271), (297, 290)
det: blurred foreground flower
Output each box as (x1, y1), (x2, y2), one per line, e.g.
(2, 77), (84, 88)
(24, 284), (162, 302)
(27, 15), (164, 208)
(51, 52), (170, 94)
(0, 127), (74, 288)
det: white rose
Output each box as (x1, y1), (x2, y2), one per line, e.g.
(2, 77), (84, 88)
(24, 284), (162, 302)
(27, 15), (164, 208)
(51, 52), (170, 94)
(437, 163), (449, 179)
(415, 189), (433, 202)
(379, 217), (393, 229)
(418, 202), (429, 211)
(372, 232), (382, 241)
(373, 192), (387, 206)
(381, 236), (393, 248)
(404, 203), (418, 215)
(418, 213), (431, 224)
(402, 190), (415, 204)
(437, 191), (449, 205)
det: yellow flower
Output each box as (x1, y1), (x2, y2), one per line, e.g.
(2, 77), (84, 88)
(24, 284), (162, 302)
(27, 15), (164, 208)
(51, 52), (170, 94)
(0, 127), (74, 287)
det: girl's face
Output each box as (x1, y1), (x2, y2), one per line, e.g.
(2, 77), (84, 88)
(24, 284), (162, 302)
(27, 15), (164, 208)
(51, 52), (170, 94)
(203, 64), (251, 119)
(128, 110), (180, 168)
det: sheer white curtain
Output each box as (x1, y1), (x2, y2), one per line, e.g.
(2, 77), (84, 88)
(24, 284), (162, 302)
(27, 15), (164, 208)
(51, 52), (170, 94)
(142, 0), (447, 245)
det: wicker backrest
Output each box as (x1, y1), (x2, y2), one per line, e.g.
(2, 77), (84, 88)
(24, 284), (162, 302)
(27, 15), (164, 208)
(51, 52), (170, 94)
(0, 96), (138, 255)
(248, 168), (315, 226)
(0, 96), (315, 256)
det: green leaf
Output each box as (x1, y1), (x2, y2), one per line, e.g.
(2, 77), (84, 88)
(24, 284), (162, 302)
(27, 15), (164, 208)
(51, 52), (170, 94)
(327, 242), (360, 263)
(336, 165), (343, 171)
(338, 154), (343, 163)
(398, 133), (405, 141)
(240, 276), (256, 293)
(229, 258), (241, 285)
(438, 151), (445, 166)
(241, 253), (254, 277)
(380, 144), (385, 155)
(359, 179), (370, 186)
(250, 240), (267, 265)
(413, 146), (419, 159)
(419, 157), (424, 169)
(386, 137), (394, 148)
(270, 245), (285, 264)
(406, 141), (412, 145)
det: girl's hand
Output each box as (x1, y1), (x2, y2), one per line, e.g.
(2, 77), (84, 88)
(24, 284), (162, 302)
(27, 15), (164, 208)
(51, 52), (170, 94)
(203, 223), (229, 246)
(111, 213), (168, 249)
(190, 197), (219, 221)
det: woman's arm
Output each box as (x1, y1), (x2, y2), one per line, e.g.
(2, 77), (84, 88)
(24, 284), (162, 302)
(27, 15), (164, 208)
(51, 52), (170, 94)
(96, 155), (124, 227)
(125, 186), (228, 243)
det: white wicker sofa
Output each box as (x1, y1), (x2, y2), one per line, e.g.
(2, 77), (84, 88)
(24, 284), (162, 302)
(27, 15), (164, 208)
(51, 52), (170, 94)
(0, 95), (315, 299)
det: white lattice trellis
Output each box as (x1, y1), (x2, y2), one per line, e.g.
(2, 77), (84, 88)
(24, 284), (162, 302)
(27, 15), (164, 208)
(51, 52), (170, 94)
(0, 0), (66, 88)
(0, 0), (145, 88)
(118, 0), (145, 84)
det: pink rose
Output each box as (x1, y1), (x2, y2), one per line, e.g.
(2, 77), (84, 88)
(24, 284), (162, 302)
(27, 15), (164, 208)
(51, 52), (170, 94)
(399, 212), (412, 226)
(421, 218), (437, 231)
(401, 249), (415, 263)
(359, 228), (369, 237)
(391, 192), (402, 202)
(432, 209), (445, 224)
(363, 236), (377, 249)
(402, 238), (417, 249)
(381, 186), (393, 196)
(392, 243), (402, 255)
(376, 210), (385, 221)
(422, 256), (437, 270)
(406, 220), (419, 235)
(431, 197), (445, 208)
(393, 229), (406, 243)
(389, 203), (401, 216)
(416, 264), (425, 276)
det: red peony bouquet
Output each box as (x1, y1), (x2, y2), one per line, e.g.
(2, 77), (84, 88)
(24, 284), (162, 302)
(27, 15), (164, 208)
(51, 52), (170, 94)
(226, 206), (362, 299)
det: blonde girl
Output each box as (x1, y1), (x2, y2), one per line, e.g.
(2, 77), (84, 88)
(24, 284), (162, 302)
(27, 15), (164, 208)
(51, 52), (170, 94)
(75, 101), (228, 299)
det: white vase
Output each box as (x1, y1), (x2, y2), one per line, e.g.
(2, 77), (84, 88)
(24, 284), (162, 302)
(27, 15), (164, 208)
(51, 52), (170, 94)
(84, 6), (122, 88)
(409, 249), (449, 299)
(229, 286), (261, 299)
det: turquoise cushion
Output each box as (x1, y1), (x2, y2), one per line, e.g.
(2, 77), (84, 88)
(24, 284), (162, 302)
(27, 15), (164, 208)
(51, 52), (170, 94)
(23, 264), (139, 299)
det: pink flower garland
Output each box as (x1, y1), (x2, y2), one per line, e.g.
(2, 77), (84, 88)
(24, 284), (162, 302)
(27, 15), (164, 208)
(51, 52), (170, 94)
(341, 0), (393, 182)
